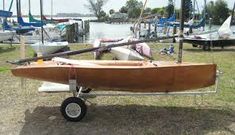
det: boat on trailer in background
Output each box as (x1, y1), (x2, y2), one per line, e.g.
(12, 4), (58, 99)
(0, 10), (16, 42)
(184, 16), (235, 50)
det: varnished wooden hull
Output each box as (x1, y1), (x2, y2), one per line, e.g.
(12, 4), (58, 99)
(11, 60), (217, 92)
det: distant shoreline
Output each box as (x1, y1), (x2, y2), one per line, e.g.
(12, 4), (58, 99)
(12, 13), (96, 18)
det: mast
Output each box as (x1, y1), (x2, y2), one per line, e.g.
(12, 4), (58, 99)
(16, 0), (19, 17)
(204, 0), (207, 19)
(40, 0), (44, 44)
(177, 0), (185, 63)
(51, 0), (53, 20)
(19, 0), (21, 16)
(193, 0), (195, 19)
(3, 0), (5, 10)
(28, 0), (31, 14)
(230, 1), (235, 25)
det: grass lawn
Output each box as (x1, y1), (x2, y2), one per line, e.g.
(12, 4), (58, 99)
(0, 43), (235, 135)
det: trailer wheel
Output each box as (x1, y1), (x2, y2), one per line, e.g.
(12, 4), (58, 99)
(203, 45), (211, 51)
(61, 97), (87, 122)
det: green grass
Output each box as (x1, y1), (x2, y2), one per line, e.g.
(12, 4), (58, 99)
(0, 43), (235, 135)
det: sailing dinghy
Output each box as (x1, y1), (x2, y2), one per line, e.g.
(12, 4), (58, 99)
(30, 41), (68, 56)
(12, 57), (216, 92)
(8, 0), (219, 122)
(93, 37), (152, 60)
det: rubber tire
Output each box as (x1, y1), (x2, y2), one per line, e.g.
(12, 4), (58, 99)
(61, 97), (87, 122)
(203, 45), (211, 51)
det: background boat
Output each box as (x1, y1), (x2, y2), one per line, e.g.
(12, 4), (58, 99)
(184, 16), (235, 50)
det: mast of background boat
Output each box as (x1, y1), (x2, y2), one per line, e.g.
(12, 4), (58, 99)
(193, 0), (195, 19)
(40, 0), (44, 44)
(177, 0), (185, 63)
(16, 0), (19, 18)
(28, 0), (31, 15)
(3, 0), (5, 10)
(19, 0), (21, 16)
(230, 1), (235, 25)
(51, 0), (53, 20)
(204, 0), (206, 19)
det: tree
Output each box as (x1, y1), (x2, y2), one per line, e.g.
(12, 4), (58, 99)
(206, 0), (229, 25)
(206, 1), (215, 20)
(119, 6), (128, 13)
(125, 0), (143, 18)
(151, 8), (161, 14)
(109, 9), (115, 15)
(126, 0), (143, 9)
(128, 8), (141, 18)
(85, 0), (108, 20)
(166, 0), (174, 18)
(184, 0), (193, 20)
(144, 7), (152, 14)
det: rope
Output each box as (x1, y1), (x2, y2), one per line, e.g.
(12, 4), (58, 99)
(209, 29), (215, 64)
(133, 0), (148, 38)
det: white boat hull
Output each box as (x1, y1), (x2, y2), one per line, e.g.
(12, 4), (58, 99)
(30, 41), (68, 55)
(0, 31), (15, 42)
(111, 47), (144, 60)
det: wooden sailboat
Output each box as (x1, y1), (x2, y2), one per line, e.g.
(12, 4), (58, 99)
(9, 0), (218, 122)
(9, 0), (217, 93)
(12, 58), (216, 92)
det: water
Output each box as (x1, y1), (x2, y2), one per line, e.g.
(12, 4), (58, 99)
(9, 17), (134, 43)
(8, 17), (235, 44)
(86, 22), (133, 43)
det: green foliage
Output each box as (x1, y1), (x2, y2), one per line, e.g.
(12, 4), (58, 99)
(109, 9), (115, 15)
(125, 0), (143, 18)
(99, 10), (109, 21)
(151, 8), (160, 14)
(166, 0), (174, 18)
(144, 7), (152, 15)
(119, 6), (128, 13)
(151, 7), (166, 16)
(125, 0), (143, 9)
(184, 0), (193, 20)
(85, 0), (108, 21)
(0, 67), (9, 73)
(206, 0), (229, 25)
(128, 8), (141, 18)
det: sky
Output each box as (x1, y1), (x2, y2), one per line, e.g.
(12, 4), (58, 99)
(1, 0), (235, 15)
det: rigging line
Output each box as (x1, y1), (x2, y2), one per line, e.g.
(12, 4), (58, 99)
(8, 0), (14, 11)
(133, 0), (148, 37)
(209, 18), (215, 64)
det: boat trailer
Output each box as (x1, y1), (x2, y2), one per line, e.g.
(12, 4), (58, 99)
(38, 71), (222, 122)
